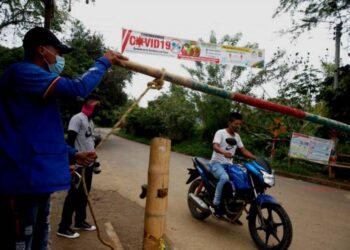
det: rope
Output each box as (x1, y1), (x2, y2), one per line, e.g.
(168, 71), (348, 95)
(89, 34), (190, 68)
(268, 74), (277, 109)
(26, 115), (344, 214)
(95, 68), (166, 150)
(82, 167), (114, 250)
(79, 69), (166, 249)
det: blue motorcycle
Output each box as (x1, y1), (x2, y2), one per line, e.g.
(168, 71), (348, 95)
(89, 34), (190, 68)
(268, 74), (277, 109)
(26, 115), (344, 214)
(186, 139), (293, 250)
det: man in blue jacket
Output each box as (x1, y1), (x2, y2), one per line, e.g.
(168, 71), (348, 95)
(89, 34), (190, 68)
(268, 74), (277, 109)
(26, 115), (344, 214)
(0, 27), (128, 250)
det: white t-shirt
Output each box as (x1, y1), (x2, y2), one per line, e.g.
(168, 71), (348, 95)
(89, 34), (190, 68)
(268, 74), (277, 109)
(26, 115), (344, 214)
(210, 128), (244, 164)
(68, 112), (95, 152)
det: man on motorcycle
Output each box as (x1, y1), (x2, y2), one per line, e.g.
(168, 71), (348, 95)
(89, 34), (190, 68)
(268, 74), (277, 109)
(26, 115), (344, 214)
(209, 111), (256, 217)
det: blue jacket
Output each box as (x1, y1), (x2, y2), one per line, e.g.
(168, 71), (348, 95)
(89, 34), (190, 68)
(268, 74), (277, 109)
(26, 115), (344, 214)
(0, 57), (111, 195)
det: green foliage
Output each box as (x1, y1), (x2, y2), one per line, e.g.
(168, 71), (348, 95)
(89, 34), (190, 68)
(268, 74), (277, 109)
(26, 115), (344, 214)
(318, 65), (350, 124)
(280, 54), (321, 103)
(0, 45), (23, 74)
(123, 85), (197, 142)
(172, 138), (212, 159)
(183, 32), (253, 142)
(116, 130), (151, 145)
(197, 96), (233, 143)
(150, 85), (197, 142)
(316, 65), (350, 146)
(272, 158), (327, 176)
(247, 49), (322, 109)
(0, 0), (70, 42)
(122, 105), (165, 139)
(63, 21), (105, 77)
(94, 67), (131, 126)
(274, 0), (350, 40)
(58, 22), (131, 128)
(240, 48), (327, 161)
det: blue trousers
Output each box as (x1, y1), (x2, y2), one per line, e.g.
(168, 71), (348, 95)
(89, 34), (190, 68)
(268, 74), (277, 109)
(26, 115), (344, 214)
(209, 162), (234, 206)
(0, 194), (51, 250)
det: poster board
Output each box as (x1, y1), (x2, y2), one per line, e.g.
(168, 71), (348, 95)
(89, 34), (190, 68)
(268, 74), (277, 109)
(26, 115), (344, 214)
(289, 132), (333, 164)
(121, 28), (265, 68)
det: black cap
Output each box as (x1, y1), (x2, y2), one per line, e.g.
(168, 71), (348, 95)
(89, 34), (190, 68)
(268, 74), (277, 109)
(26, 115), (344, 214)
(23, 27), (73, 54)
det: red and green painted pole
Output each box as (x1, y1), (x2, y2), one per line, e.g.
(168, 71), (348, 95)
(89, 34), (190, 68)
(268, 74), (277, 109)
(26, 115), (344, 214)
(121, 60), (350, 133)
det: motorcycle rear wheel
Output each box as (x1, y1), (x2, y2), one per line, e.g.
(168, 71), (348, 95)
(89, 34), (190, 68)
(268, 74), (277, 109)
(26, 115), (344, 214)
(248, 203), (293, 250)
(187, 179), (211, 220)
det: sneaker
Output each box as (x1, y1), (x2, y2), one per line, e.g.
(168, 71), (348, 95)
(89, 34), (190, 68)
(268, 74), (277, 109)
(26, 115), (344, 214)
(209, 205), (223, 218)
(56, 228), (80, 239)
(93, 162), (101, 174)
(74, 221), (96, 231)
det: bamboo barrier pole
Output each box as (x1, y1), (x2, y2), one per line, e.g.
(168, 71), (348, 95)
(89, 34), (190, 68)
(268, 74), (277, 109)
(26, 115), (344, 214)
(143, 138), (171, 250)
(120, 60), (350, 133)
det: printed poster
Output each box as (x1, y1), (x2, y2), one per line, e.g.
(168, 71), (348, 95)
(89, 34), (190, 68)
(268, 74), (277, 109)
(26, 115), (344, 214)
(121, 29), (265, 68)
(289, 132), (333, 164)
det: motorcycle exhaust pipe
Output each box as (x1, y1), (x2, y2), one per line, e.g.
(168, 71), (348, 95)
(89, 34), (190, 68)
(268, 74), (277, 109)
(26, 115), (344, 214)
(188, 193), (210, 211)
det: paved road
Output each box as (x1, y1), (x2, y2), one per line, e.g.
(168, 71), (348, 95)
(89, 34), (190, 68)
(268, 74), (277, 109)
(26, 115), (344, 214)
(93, 131), (350, 250)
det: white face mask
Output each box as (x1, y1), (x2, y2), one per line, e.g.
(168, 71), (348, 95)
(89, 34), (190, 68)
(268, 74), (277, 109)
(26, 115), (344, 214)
(42, 47), (65, 74)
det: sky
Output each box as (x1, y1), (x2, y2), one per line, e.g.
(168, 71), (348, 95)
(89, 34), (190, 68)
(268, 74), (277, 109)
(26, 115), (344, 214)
(68, 0), (348, 106)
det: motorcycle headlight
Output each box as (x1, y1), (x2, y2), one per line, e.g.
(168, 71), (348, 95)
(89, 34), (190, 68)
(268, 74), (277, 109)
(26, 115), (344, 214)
(261, 170), (275, 187)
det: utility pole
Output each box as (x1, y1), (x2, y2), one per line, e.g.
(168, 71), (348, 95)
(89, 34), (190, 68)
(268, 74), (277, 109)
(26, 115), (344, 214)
(333, 21), (342, 90)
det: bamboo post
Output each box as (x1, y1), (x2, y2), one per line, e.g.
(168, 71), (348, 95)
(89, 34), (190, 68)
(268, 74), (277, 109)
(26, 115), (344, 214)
(143, 138), (171, 250)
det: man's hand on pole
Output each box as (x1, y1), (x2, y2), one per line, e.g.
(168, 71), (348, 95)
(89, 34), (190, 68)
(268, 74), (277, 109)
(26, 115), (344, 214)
(104, 50), (128, 67)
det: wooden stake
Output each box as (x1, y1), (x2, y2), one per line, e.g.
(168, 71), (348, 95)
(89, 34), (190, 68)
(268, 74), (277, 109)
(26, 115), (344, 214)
(143, 138), (171, 250)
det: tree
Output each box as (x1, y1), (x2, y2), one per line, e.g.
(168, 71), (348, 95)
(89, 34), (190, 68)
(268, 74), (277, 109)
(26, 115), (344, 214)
(59, 21), (131, 127)
(273, 0), (350, 40)
(317, 65), (350, 129)
(123, 104), (165, 139)
(0, 0), (70, 42)
(182, 31), (253, 141)
(95, 67), (131, 126)
(151, 85), (197, 142)
(259, 50), (322, 108)
(123, 85), (197, 142)
(0, 45), (23, 75)
(183, 31), (326, 157)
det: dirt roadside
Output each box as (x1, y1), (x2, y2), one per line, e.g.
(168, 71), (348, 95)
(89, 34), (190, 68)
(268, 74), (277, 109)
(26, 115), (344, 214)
(50, 189), (145, 250)
(49, 170), (350, 250)
(48, 131), (350, 250)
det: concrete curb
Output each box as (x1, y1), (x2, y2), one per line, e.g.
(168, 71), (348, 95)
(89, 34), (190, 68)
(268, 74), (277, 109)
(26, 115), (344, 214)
(275, 170), (350, 191)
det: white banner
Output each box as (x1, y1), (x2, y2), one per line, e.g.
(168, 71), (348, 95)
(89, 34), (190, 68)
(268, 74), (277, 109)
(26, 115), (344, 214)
(289, 132), (333, 164)
(121, 29), (265, 68)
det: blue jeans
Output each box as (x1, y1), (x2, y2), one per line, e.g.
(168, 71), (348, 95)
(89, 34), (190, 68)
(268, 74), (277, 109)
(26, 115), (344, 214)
(0, 194), (51, 250)
(209, 162), (233, 206)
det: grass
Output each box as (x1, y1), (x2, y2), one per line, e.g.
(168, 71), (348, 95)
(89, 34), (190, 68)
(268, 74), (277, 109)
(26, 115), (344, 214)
(115, 131), (348, 182)
(270, 158), (327, 176)
(172, 139), (212, 158)
(116, 131), (212, 158)
(116, 131), (151, 145)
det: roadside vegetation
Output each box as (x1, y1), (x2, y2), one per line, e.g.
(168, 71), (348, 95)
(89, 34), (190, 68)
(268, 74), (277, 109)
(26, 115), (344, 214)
(1, 0), (350, 181)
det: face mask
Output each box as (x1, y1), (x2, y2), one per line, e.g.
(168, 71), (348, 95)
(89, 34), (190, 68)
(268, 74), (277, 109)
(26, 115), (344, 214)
(42, 47), (65, 74)
(81, 101), (99, 117)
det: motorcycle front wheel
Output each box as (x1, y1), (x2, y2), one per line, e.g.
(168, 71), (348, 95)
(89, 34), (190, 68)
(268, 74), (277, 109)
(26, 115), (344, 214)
(187, 179), (211, 220)
(248, 203), (293, 250)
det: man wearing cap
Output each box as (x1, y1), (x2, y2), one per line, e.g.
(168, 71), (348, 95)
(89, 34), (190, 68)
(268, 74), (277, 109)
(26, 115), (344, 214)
(0, 27), (128, 250)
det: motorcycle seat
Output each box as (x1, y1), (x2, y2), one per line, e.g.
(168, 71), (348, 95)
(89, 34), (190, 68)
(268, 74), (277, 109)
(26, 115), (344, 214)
(193, 157), (211, 174)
